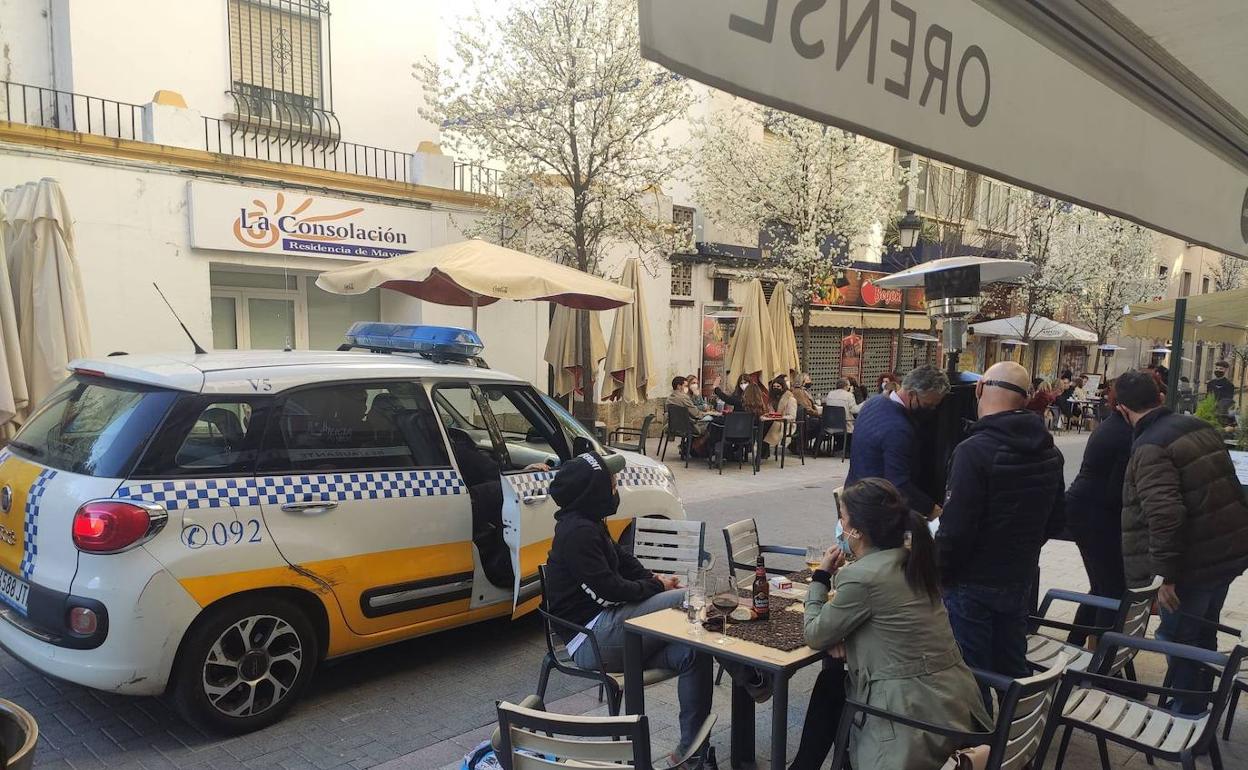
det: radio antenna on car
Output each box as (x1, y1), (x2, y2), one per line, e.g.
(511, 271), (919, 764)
(152, 283), (207, 355)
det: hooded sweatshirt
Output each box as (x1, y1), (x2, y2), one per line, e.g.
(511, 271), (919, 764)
(544, 453), (662, 641)
(936, 410), (1066, 586)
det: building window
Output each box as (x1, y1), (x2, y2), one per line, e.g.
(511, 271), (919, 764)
(672, 205), (695, 251)
(1180, 271), (1192, 297)
(1158, 265), (1168, 280)
(712, 277), (730, 303)
(670, 261), (693, 299)
(227, 0), (335, 139)
(977, 177), (1017, 234)
(1201, 276), (1210, 294)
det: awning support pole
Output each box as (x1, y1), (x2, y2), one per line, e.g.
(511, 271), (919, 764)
(1166, 298), (1187, 409)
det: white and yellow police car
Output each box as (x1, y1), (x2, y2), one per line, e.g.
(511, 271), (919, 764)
(0, 324), (682, 732)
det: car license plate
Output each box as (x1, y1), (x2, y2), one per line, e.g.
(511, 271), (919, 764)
(0, 569), (29, 614)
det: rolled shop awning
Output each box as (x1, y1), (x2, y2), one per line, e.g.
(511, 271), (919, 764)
(1123, 287), (1248, 346)
(809, 309), (932, 331)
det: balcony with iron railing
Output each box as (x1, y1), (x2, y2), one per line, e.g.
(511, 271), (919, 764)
(1, 79), (500, 197)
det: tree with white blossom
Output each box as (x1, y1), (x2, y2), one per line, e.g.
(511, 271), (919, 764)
(695, 106), (903, 365)
(1054, 210), (1165, 372)
(416, 0), (689, 415)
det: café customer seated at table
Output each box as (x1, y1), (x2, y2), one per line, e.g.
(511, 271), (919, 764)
(790, 478), (989, 770)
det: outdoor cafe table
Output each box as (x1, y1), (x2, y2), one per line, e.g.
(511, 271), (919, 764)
(623, 606), (823, 769)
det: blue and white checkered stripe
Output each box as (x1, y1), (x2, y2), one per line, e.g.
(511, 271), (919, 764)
(507, 466), (672, 500)
(116, 470), (464, 510)
(20, 469), (56, 580)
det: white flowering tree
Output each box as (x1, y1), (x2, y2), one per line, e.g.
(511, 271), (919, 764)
(1054, 210), (1165, 372)
(695, 107), (903, 365)
(417, 0), (689, 415)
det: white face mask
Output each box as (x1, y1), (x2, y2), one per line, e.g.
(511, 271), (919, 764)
(739, 382), (749, 391)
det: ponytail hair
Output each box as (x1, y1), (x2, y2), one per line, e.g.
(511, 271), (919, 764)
(840, 478), (941, 602)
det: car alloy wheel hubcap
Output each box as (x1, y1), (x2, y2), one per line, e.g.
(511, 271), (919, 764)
(202, 614), (302, 718)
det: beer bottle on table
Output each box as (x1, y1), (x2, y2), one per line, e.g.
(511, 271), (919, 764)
(752, 556), (770, 620)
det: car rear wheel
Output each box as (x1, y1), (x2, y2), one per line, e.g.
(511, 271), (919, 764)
(173, 596), (318, 733)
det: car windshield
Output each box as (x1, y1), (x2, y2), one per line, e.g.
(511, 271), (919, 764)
(540, 394), (603, 454)
(9, 375), (178, 478)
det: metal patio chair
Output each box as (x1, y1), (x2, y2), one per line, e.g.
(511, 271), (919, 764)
(656, 404), (695, 467)
(1026, 577), (1161, 676)
(1035, 634), (1248, 770)
(495, 698), (717, 770)
(831, 657), (1068, 770)
(816, 405), (848, 460)
(609, 414), (655, 456)
(713, 411), (756, 474)
(533, 566), (676, 714)
(629, 517), (710, 578)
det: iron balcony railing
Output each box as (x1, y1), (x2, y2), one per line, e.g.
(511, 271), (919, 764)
(1, 80), (144, 141)
(454, 161), (501, 197)
(204, 115), (412, 183)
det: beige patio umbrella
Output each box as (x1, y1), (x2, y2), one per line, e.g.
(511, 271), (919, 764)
(4, 178), (90, 409)
(767, 281), (801, 379)
(603, 258), (654, 403)
(725, 278), (781, 382)
(544, 304), (606, 398)
(0, 199), (28, 437)
(315, 238), (634, 329)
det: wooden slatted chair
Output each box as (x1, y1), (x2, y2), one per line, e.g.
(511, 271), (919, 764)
(830, 656), (1068, 770)
(630, 517), (711, 579)
(495, 699), (717, 770)
(1035, 633), (1248, 770)
(533, 566), (676, 714)
(721, 519), (804, 592)
(1026, 577), (1161, 676)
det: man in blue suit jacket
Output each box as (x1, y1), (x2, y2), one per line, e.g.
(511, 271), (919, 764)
(847, 365), (949, 519)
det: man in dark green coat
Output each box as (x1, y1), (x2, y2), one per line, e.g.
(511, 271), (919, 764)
(1117, 370), (1248, 713)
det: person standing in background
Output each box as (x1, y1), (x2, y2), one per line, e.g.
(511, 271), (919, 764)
(1064, 385), (1133, 643)
(848, 366), (949, 519)
(1117, 370), (1248, 713)
(937, 362), (1065, 683)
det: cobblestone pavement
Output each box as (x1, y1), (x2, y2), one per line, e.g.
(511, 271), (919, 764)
(3, 431), (1247, 768)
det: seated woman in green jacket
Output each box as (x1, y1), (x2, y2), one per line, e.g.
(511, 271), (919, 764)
(798, 478), (989, 770)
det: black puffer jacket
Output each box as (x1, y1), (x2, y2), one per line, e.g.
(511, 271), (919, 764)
(1065, 412), (1133, 541)
(544, 454), (661, 641)
(936, 410), (1065, 586)
(1121, 408), (1248, 587)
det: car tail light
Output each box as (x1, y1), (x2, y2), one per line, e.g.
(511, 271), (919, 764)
(72, 501), (167, 554)
(68, 606), (98, 635)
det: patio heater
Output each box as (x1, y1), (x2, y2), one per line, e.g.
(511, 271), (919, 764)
(875, 257), (1035, 505)
(1097, 343), (1124, 375)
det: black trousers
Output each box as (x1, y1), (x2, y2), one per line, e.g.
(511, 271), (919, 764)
(789, 658), (849, 770)
(1068, 524), (1125, 645)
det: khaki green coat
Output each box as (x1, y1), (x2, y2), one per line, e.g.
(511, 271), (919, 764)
(804, 548), (990, 770)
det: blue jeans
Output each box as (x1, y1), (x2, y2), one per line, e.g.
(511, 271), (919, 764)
(943, 582), (1032, 682)
(1156, 579), (1233, 715)
(571, 589), (751, 752)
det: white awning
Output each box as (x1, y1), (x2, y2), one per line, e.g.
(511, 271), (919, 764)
(971, 315), (1097, 343)
(639, 1), (1248, 257)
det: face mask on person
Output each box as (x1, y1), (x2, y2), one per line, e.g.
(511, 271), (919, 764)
(834, 519), (853, 558)
(739, 382), (749, 392)
(604, 491), (621, 518)
(1215, 370), (1227, 379)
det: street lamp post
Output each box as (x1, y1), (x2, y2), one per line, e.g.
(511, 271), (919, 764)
(895, 210), (923, 369)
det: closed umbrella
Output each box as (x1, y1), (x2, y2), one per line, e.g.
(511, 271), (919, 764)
(0, 199), (29, 437)
(767, 281), (800, 378)
(4, 178), (90, 409)
(544, 305), (606, 398)
(603, 258), (654, 403)
(725, 278), (781, 382)
(315, 238), (634, 329)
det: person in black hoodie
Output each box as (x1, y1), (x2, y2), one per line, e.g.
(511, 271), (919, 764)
(937, 362), (1065, 682)
(544, 452), (769, 756)
(1064, 386), (1133, 643)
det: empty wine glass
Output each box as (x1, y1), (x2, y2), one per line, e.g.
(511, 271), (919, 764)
(684, 585), (706, 636)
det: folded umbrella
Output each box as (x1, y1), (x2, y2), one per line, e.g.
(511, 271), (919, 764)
(603, 258), (654, 403)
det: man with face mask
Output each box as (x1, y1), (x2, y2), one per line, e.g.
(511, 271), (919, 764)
(936, 362), (1065, 684)
(847, 365), (949, 519)
(544, 453), (770, 758)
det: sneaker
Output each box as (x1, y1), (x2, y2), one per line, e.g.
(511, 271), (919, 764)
(744, 673), (773, 703)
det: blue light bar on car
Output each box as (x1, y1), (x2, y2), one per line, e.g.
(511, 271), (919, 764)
(344, 322), (484, 358)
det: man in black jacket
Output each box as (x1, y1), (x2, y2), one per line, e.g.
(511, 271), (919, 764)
(544, 452), (768, 756)
(937, 362), (1065, 681)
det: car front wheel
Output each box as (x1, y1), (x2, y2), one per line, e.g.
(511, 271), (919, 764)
(173, 596), (318, 733)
